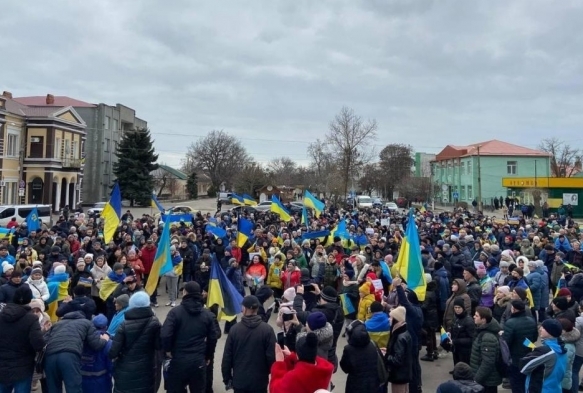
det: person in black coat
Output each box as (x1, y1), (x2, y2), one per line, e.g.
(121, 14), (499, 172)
(340, 320), (380, 393)
(386, 306), (413, 393)
(0, 270), (26, 304)
(0, 285), (45, 392)
(420, 277), (439, 361)
(56, 284), (97, 320)
(160, 282), (218, 393)
(109, 291), (162, 393)
(450, 297), (475, 368)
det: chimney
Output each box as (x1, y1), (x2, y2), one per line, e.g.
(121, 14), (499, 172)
(2, 91), (12, 99)
(46, 94), (54, 105)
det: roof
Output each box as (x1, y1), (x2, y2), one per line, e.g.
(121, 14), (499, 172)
(158, 165), (188, 180)
(435, 139), (551, 161)
(13, 96), (96, 108)
(2, 97), (86, 126)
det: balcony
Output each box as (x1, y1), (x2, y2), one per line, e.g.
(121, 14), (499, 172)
(62, 158), (82, 169)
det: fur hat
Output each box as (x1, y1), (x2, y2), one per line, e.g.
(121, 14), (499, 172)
(389, 306), (406, 323)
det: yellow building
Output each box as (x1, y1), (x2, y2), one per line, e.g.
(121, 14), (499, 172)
(0, 92), (86, 211)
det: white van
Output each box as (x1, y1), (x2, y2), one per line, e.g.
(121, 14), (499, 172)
(356, 195), (373, 208)
(0, 205), (52, 227)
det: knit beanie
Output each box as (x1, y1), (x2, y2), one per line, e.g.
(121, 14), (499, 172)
(115, 294), (130, 309)
(128, 291), (150, 309)
(513, 287), (527, 301)
(511, 299), (525, 311)
(542, 319), (563, 338)
(553, 297), (570, 311)
(320, 286), (338, 303)
(296, 332), (319, 363)
(283, 287), (296, 302)
(2, 263), (14, 274)
(557, 288), (572, 297)
(93, 314), (108, 329)
(453, 298), (466, 308)
(13, 285), (33, 305)
(54, 264), (66, 275)
(452, 362), (474, 381)
(389, 306), (406, 323)
(307, 312), (327, 331)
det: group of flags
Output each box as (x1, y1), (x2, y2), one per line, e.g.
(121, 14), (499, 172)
(231, 193), (257, 206)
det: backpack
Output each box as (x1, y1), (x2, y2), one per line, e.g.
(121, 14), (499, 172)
(486, 331), (511, 378)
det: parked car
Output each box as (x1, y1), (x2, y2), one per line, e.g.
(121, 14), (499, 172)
(254, 201), (273, 212)
(87, 202), (107, 218)
(229, 205), (258, 215)
(373, 198), (383, 208)
(356, 195), (373, 209)
(154, 205), (195, 219)
(384, 202), (399, 212)
(218, 192), (233, 204)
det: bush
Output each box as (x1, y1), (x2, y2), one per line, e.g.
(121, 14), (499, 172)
(207, 185), (217, 198)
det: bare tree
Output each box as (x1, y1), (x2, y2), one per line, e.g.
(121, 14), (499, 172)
(233, 162), (269, 195)
(307, 139), (336, 195)
(396, 177), (432, 203)
(326, 107), (377, 198)
(539, 138), (582, 177)
(378, 144), (414, 199)
(184, 130), (249, 190)
(358, 164), (383, 196)
(267, 157), (298, 186)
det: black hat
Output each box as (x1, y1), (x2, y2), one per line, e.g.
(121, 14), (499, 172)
(320, 286), (338, 303)
(255, 286), (274, 304)
(242, 295), (260, 310)
(300, 268), (311, 285)
(13, 284), (33, 305)
(453, 298), (465, 308)
(296, 332), (319, 363)
(553, 297), (570, 311)
(464, 267), (477, 279)
(51, 246), (61, 253)
(184, 281), (201, 295)
(513, 287), (527, 301)
(542, 319), (563, 338)
(434, 262), (444, 271)
(333, 236), (341, 243)
(370, 301), (384, 313)
(73, 285), (86, 297)
(510, 299), (525, 312)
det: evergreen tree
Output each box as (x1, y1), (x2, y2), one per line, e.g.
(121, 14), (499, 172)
(113, 128), (159, 206)
(186, 172), (198, 199)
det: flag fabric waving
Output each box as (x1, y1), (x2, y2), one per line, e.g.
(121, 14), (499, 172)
(303, 190), (325, 217)
(102, 183), (122, 244)
(270, 195), (291, 222)
(0, 228), (15, 245)
(339, 293), (355, 316)
(242, 194), (257, 206)
(231, 194), (244, 205)
(237, 217), (254, 248)
(523, 338), (536, 349)
(145, 216), (173, 295)
(207, 254), (244, 321)
(301, 205), (309, 227)
(206, 224), (227, 239)
(151, 193), (165, 212)
(440, 327), (450, 343)
(25, 207), (41, 232)
(46, 272), (70, 322)
(392, 209), (426, 301)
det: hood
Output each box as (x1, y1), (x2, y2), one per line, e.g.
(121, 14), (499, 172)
(180, 294), (203, 315)
(452, 361), (475, 380)
(365, 312), (390, 332)
(426, 281), (437, 292)
(241, 314), (263, 329)
(544, 337), (568, 354)
(453, 278), (467, 294)
(477, 318), (501, 335)
(562, 328), (581, 344)
(0, 303), (30, 323)
(298, 322), (333, 347)
(347, 323), (371, 348)
(27, 277), (45, 285)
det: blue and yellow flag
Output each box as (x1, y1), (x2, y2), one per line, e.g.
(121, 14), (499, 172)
(151, 193), (164, 212)
(339, 293), (355, 316)
(207, 254), (244, 321)
(303, 190), (325, 217)
(523, 338), (536, 349)
(46, 272), (70, 322)
(271, 195), (291, 222)
(103, 183), (122, 243)
(26, 207), (41, 232)
(145, 215), (173, 295)
(301, 205), (309, 227)
(392, 209), (426, 301)
(0, 228), (15, 245)
(242, 194), (257, 206)
(237, 217), (253, 248)
(440, 327), (449, 343)
(231, 194), (244, 205)
(206, 224), (227, 239)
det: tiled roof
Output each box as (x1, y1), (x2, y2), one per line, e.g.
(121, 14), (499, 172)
(436, 139), (550, 161)
(158, 165), (188, 180)
(4, 97), (29, 116)
(13, 96), (96, 108)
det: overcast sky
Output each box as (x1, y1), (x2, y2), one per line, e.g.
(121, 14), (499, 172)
(2, 1), (582, 168)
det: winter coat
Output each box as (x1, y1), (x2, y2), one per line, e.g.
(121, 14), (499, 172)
(90, 263), (112, 298)
(267, 261), (284, 289)
(160, 294), (218, 363)
(575, 316), (583, 357)
(385, 322), (413, 384)
(357, 288), (375, 322)
(538, 266), (550, 308)
(433, 267), (451, 311)
(269, 353), (334, 393)
(281, 268), (301, 290)
(0, 280), (26, 304)
(450, 251), (469, 279)
(520, 338), (568, 393)
(479, 276), (495, 308)
(45, 311), (106, 357)
(492, 296), (510, 322)
(365, 312), (391, 348)
(108, 306), (162, 393)
(246, 262), (267, 287)
(340, 322), (380, 393)
(27, 276), (50, 302)
(526, 270), (543, 309)
(221, 314), (276, 391)
(465, 279), (482, 313)
(437, 380), (484, 393)
(561, 328), (580, 390)
(81, 334), (113, 393)
(451, 310), (475, 363)
(443, 279), (472, 330)
(421, 281), (439, 329)
(225, 265), (244, 296)
(568, 273), (583, 302)
(470, 319), (503, 387)
(502, 310), (538, 365)
(500, 299), (532, 329)
(56, 295), (96, 320)
(0, 303), (45, 383)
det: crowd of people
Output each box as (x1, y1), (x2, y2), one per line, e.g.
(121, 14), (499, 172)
(0, 198), (583, 393)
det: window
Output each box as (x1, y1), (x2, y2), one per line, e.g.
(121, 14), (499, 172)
(0, 208), (15, 218)
(507, 161), (517, 175)
(112, 118), (118, 131)
(461, 186), (466, 200)
(105, 116), (110, 130)
(6, 134), (18, 156)
(467, 160), (472, 175)
(54, 137), (61, 159)
(104, 138), (110, 152)
(461, 162), (465, 175)
(467, 185), (473, 199)
(72, 140), (79, 158)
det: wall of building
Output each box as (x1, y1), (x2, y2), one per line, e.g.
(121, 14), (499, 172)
(1, 115), (24, 204)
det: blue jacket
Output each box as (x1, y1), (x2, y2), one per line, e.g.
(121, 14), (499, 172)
(433, 267), (451, 311)
(538, 266), (550, 308)
(81, 331), (113, 393)
(0, 254), (15, 266)
(555, 238), (573, 253)
(520, 338), (567, 393)
(365, 311), (390, 333)
(106, 307), (127, 337)
(526, 270), (543, 309)
(225, 266), (245, 296)
(396, 286), (423, 351)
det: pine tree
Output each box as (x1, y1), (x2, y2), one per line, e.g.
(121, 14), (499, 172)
(186, 172), (198, 199)
(113, 128), (159, 206)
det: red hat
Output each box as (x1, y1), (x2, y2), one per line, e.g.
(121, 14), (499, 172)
(366, 272), (377, 281)
(557, 288), (572, 297)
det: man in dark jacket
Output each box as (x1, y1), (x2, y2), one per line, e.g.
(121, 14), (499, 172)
(44, 311), (109, 393)
(161, 281), (218, 393)
(0, 285), (45, 392)
(179, 238), (195, 282)
(393, 277), (424, 393)
(56, 284), (96, 320)
(293, 285), (344, 371)
(450, 244), (468, 279)
(502, 300), (538, 393)
(470, 307), (503, 393)
(464, 267), (482, 315)
(0, 270), (25, 303)
(222, 295), (276, 393)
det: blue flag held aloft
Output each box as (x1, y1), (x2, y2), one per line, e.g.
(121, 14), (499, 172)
(26, 207), (41, 232)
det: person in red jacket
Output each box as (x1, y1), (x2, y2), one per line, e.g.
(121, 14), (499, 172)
(270, 332), (334, 393)
(139, 239), (157, 305)
(281, 260), (301, 290)
(230, 240), (242, 263)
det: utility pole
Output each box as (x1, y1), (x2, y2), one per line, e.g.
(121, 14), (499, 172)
(477, 145), (483, 212)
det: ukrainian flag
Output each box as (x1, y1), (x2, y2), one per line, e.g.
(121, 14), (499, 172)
(103, 183), (122, 244)
(440, 327), (449, 343)
(301, 230), (330, 241)
(242, 194), (257, 206)
(145, 215), (173, 295)
(231, 194), (244, 205)
(0, 228), (15, 244)
(206, 224), (227, 239)
(99, 275), (120, 301)
(301, 205), (309, 227)
(237, 217), (253, 248)
(303, 190), (325, 217)
(392, 209), (426, 301)
(46, 272), (70, 322)
(523, 338), (536, 349)
(339, 293), (355, 315)
(207, 254), (244, 321)
(270, 195), (291, 222)
(151, 193), (164, 212)
(26, 207), (41, 232)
